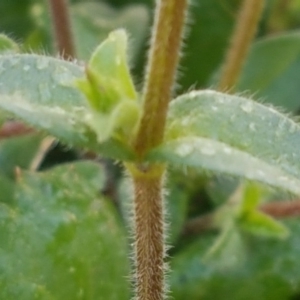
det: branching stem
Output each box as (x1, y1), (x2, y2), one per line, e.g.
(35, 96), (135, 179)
(48, 0), (75, 59)
(128, 1), (190, 300)
(218, 0), (265, 92)
(133, 0), (189, 157)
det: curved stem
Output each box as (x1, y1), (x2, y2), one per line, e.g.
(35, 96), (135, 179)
(48, 0), (75, 60)
(133, 0), (189, 157)
(183, 199), (300, 236)
(218, 0), (265, 92)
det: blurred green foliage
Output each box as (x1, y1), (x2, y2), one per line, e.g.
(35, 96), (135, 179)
(1, 0), (300, 299)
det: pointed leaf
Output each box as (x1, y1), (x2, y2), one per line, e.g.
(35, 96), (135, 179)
(147, 136), (300, 195)
(240, 210), (289, 239)
(0, 54), (134, 160)
(151, 90), (300, 194)
(76, 30), (140, 143)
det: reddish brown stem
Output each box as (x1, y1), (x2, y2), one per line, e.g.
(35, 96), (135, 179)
(0, 121), (34, 139)
(131, 169), (166, 300)
(48, 0), (75, 60)
(183, 200), (300, 236)
(260, 200), (300, 218)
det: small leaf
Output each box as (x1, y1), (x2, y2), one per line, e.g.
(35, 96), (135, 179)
(0, 34), (19, 54)
(76, 30), (140, 143)
(239, 210), (289, 239)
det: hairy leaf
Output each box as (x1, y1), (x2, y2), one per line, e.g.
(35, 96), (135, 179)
(148, 90), (300, 195)
(0, 161), (130, 300)
(0, 54), (134, 160)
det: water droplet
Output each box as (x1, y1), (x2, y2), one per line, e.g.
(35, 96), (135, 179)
(289, 123), (297, 133)
(223, 146), (232, 154)
(9, 57), (19, 66)
(39, 83), (51, 102)
(23, 65), (30, 71)
(211, 105), (218, 111)
(240, 102), (253, 113)
(115, 56), (121, 65)
(249, 122), (256, 131)
(257, 170), (265, 177)
(36, 57), (49, 70)
(181, 117), (190, 126)
(52, 67), (73, 86)
(200, 145), (215, 156)
(176, 144), (193, 157)
(189, 91), (198, 99)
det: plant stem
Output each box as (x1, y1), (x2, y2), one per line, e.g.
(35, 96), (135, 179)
(129, 165), (166, 300)
(0, 121), (34, 139)
(133, 0), (189, 157)
(128, 1), (189, 299)
(218, 0), (265, 92)
(48, 0), (75, 60)
(183, 199), (300, 236)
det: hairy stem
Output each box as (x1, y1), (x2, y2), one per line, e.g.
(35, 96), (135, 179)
(128, 165), (166, 300)
(218, 0), (265, 92)
(48, 0), (75, 59)
(134, 0), (189, 157)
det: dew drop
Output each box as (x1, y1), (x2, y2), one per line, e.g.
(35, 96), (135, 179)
(223, 146), (232, 154)
(289, 123), (297, 133)
(249, 122), (256, 131)
(39, 83), (51, 102)
(9, 57), (19, 66)
(211, 105), (218, 111)
(200, 145), (216, 156)
(176, 144), (193, 157)
(240, 102), (253, 113)
(36, 57), (49, 70)
(23, 65), (30, 71)
(115, 56), (121, 65)
(189, 91), (198, 99)
(181, 117), (190, 126)
(52, 67), (73, 86)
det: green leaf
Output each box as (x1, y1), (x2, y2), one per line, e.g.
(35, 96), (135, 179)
(148, 136), (300, 195)
(0, 161), (130, 300)
(0, 34), (19, 54)
(0, 54), (134, 160)
(170, 219), (300, 300)
(240, 210), (289, 238)
(76, 30), (140, 143)
(236, 31), (300, 111)
(148, 90), (300, 195)
(0, 133), (44, 178)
